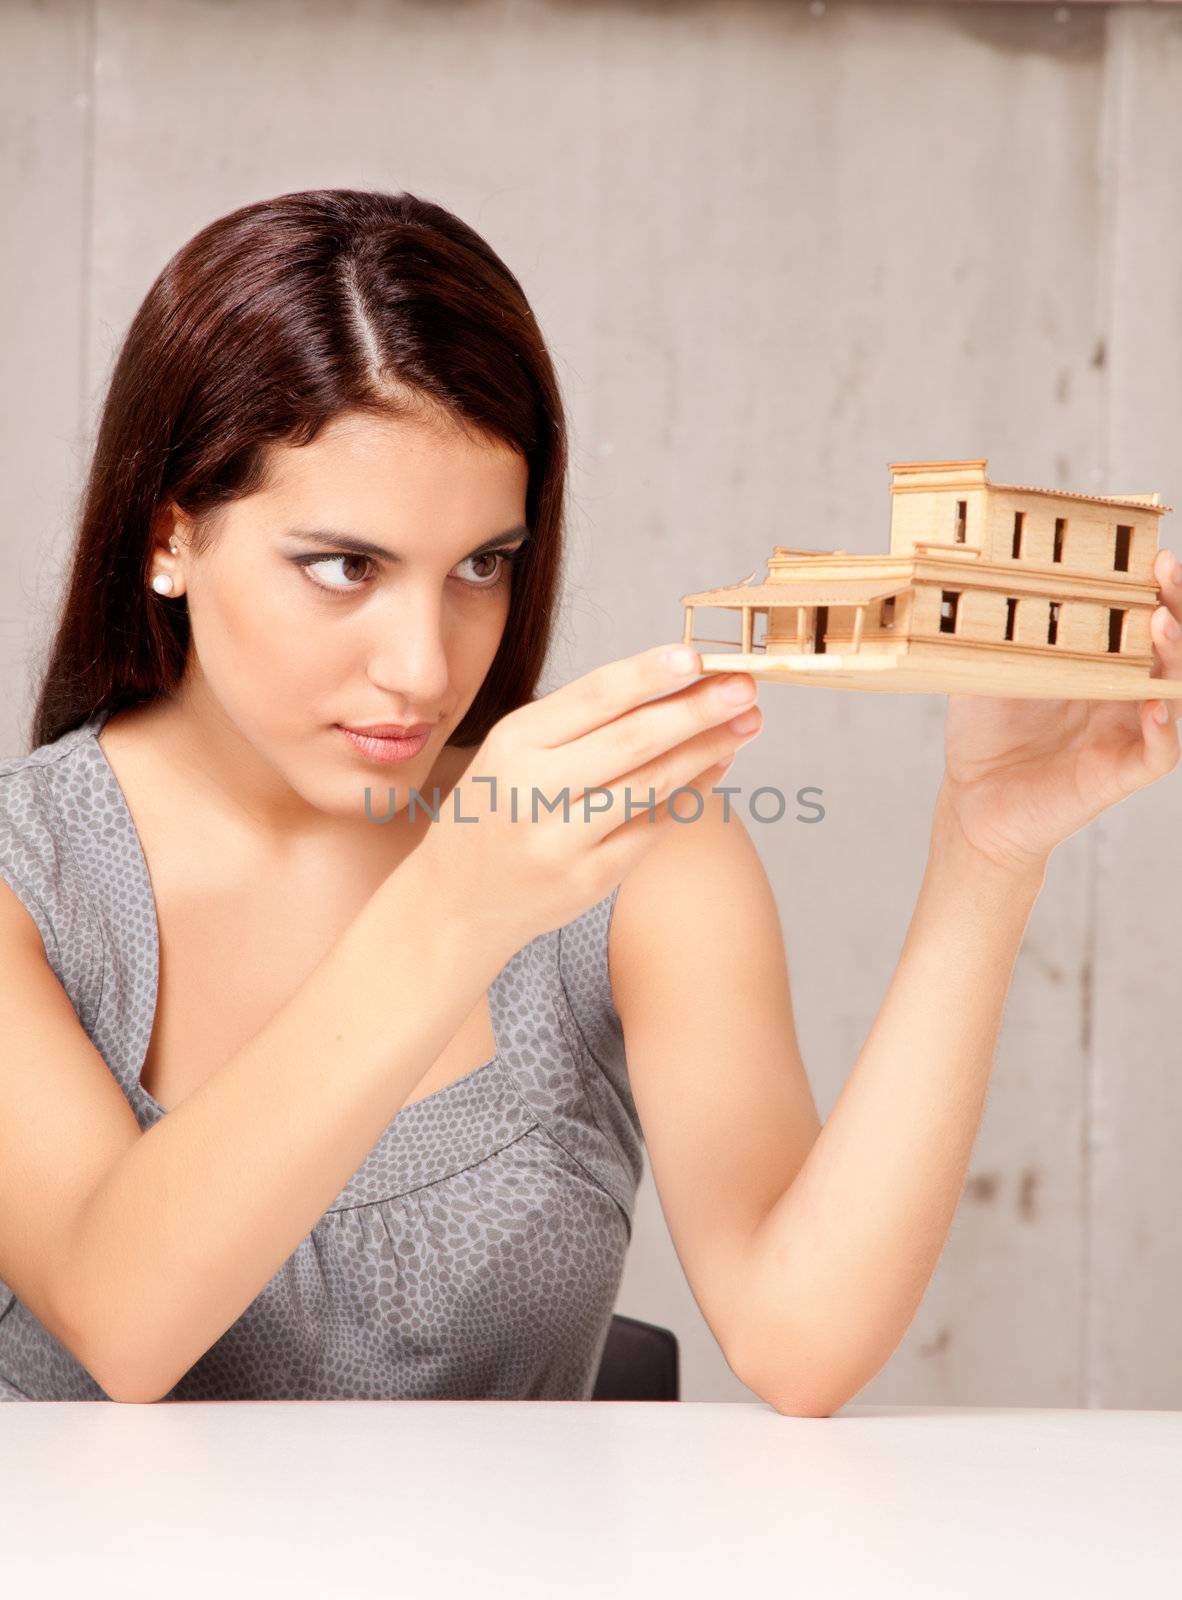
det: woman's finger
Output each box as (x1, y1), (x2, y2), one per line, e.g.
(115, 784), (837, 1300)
(1150, 601), (1182, 669)
(1148, 604), (1182, 723)
(1152, 547), (1182, 660)
(1154, 546), (1182, 610)
(1125, 696), (1182, 792)
(520, 641), (705, 751)
(1103, 697), (1182, 804)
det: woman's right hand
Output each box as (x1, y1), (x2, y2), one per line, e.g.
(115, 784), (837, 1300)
(417, 642), (764, 954)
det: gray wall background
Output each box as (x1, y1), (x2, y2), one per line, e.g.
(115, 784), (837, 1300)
(3, 0), (1180, 1407)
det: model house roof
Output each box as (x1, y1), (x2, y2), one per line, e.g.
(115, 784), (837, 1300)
(887, 460), (1172, 515)
(980, 484), (1170, 513)
(681, 577), (913, 607)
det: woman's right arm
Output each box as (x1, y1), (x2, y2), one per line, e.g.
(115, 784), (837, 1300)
(0, 642), (759, 1403)
(0, 843), (513, 1405)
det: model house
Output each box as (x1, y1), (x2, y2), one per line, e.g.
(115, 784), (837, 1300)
(679, 460), (1182, 698)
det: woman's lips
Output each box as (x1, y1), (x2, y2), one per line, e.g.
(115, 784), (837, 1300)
(337, 725), (432, 763)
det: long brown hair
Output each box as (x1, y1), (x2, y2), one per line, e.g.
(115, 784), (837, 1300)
(29, 188), (567, 752)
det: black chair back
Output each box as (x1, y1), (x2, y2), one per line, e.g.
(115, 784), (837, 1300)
(591, 1313), (679, 1400)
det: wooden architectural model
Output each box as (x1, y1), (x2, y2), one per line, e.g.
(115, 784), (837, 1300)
(680, 460), (1182, 699)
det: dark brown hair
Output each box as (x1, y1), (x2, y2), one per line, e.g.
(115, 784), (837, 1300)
(29, 188), (567, 751)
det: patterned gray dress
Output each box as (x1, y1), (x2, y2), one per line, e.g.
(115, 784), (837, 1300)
(0, 709), (643, 1401)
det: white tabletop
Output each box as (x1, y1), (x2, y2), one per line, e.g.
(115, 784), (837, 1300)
(3, 1401), (1179, 1598)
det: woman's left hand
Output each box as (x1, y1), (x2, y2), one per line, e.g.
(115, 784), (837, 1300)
(939, 546), (1182, 875)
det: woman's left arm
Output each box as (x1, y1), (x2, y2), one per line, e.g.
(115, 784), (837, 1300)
(612, 550), (1182, 1418)
(733, 547), (1182, 1415)
(732, 789), (1045, 1416)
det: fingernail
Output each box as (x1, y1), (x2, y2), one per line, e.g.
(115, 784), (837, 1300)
(663, 645), (698, 674)
(721, 675), (756, 703)
(1155, 701), (1170, 724)
(1168, 616), (1181, 640)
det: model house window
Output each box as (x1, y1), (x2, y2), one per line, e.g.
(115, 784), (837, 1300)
(1053, 518), (1066, 563)
(1011, 511), (1024, 558)
(1004, 597), (1017, 642)
(939, 591), (959, 633)
(1108, 608), (1125, 653)
(955, 501), (967, 543)
(1114, 525), (1132, 572)
(880, 596), (896, 628)
(1047, 601), (1060, 645)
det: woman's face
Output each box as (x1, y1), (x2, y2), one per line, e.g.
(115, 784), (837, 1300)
(165, 406), (531, 823)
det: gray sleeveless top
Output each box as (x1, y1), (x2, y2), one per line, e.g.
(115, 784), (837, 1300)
(0, 709), (643, 1402)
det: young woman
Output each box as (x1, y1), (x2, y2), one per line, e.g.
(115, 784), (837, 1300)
(0, 189), (1178, 1410)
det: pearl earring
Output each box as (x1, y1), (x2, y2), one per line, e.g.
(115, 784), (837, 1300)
(151, 573), (174, 595)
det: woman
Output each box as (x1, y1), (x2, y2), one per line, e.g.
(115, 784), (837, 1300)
(0, 189), (1178, 1410)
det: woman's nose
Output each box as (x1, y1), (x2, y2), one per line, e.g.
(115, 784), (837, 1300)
(363, 606), (451, 709)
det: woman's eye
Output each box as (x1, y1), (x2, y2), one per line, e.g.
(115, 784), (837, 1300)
(455, 550), (516, 588)
(294, 545), (522, 597)
(297, 553), (375, 593)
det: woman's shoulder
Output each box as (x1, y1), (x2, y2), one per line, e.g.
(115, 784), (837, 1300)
(0, 718), (98, 844)
(607, 785), (765, 1019)
(0, 718), (105, 1009)
(0, 719), (104, 880)
(1, 716), (93, 773)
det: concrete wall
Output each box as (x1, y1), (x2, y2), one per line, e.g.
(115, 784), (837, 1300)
(3, 0), (1181, 1406)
